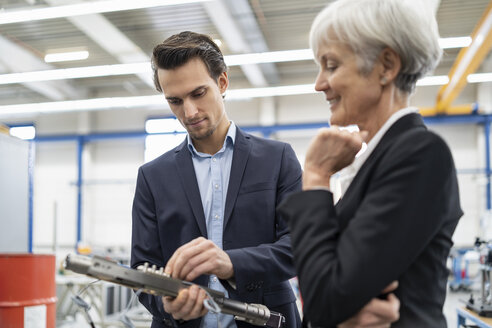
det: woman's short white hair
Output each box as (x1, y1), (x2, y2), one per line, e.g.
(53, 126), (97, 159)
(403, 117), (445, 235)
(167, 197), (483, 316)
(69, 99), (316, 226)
(310, 0), (442, 94)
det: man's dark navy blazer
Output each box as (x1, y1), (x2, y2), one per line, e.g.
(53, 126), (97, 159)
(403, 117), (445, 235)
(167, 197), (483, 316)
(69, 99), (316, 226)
(131, 126), (303, 328)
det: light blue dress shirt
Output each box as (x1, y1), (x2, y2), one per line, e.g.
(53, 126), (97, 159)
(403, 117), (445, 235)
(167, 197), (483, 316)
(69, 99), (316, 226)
(187, 121), (237, 328)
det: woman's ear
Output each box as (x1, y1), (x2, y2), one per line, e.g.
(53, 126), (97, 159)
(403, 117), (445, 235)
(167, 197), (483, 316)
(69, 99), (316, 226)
(378, 47), (401, 85)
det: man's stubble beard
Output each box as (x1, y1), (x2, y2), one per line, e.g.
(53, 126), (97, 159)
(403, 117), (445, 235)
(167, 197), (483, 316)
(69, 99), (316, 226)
(189, 120), (216, 141)
(190, 127), (215, 140)
(190, 109), (226, 141)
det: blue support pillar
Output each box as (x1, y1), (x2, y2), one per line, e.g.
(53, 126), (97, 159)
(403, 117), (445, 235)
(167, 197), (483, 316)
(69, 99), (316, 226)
(485, 118), (491, 211)
(76, 136), (84, 246)
(28, 141), (35, 253)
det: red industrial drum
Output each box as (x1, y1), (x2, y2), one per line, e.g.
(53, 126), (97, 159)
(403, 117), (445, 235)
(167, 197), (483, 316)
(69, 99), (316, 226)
(0, 254), (56, 328)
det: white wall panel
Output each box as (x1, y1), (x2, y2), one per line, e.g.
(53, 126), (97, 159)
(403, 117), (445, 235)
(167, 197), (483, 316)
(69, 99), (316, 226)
(82, 139), (143, 248)
(33, 142), (78, 248)
(0, 134), (29, 253)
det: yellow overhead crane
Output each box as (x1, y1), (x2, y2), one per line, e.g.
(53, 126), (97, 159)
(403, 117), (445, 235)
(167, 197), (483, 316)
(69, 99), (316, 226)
(420, 0), (492, 117)
(0, 123), (9, 135)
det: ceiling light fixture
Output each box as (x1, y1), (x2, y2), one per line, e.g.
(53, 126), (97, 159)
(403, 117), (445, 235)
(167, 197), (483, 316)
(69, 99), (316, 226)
(467, 72), (492, 83)
(225, 49), (314, 65)
(0, 36), (470, 85)
(227, 84), (316, 100)
(0, 0), (212, 25)
(0, 62), (150, 84)
(44, 50), (89, 63)
(0, 95), (167, 117)
(1, 71), (492, 118)
(416, 75), (449, 86)
(438, 36), (472, 49)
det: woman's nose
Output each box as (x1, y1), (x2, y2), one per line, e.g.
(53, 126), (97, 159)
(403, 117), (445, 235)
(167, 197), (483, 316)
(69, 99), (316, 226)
(314, 71), (329, 92)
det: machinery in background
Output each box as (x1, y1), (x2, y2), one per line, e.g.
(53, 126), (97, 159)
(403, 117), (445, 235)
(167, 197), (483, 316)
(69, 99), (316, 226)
(466, 238), (492, 317)
(56, 247), (150, 328)
(449, 247), (475, 292)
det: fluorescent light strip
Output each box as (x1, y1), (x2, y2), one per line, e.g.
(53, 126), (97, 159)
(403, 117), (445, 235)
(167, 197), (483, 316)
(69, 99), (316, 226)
(0, 62), (150, 84)
(44, 50), (89, 63)
(0, 50), (312, 85)
(225, 49), (314, 65)
(1, 72), (492, 117)
(227, 84), (316, 100)
(0, 49), (312, 85)
(441, 13), (492, 101)
(0, 0), (212, 25)
(407, 73), (492, 86)
(438, 36), (472, 49)
(467, 72), (492, 83)
(0, 95), (166, 116)
(0, 86), (317, 116)
(416, 75), (449, 86)
(0, 36), (467, 85)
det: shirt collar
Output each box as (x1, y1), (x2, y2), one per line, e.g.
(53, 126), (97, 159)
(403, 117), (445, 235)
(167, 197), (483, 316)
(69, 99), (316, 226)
(187, 121), (236, 157)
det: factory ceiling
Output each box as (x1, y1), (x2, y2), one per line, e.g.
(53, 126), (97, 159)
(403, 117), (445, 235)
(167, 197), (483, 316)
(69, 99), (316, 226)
(0, 0), (490, 118)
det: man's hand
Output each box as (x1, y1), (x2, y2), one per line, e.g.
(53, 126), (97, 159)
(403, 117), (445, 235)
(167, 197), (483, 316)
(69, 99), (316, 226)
(303, 126), (368, 190)
(162, 285), (208, 321)
(165, 237), (234, 281)
(338, 281), (400, 328)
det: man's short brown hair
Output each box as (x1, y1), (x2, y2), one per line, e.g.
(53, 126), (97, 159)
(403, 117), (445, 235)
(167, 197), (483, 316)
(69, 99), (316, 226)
(151, 31), (227, 92)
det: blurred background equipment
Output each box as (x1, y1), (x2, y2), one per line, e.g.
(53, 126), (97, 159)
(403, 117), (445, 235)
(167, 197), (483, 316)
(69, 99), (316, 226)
(466, 238), (492, 316)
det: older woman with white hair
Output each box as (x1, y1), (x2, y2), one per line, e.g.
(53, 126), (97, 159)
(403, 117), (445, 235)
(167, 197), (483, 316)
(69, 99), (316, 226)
(279, 0), (463, 327)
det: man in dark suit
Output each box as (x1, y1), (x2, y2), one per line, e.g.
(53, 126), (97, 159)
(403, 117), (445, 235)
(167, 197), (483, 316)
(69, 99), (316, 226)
(131, 31), (400, 328)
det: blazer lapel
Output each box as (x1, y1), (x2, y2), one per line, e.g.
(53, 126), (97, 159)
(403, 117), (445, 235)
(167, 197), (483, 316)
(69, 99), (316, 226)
(174, 140), (208, 237)
(224, 127), (251, 228)
(337, 113), (427, 209)
(360, 113), (427, 169)
(374, 113), (426, 148)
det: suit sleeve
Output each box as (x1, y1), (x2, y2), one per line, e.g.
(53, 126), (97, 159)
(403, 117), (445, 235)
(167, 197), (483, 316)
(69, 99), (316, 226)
(130, 166), (177, 325)
(225, 143), (303, 292)
(278, 132), (460, 326)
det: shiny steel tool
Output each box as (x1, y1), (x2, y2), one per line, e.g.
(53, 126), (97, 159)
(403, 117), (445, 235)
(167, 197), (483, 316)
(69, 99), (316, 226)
(64, 254), (285, 327)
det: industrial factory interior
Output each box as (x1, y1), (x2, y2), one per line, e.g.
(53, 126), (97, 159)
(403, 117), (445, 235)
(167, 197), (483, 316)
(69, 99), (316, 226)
(1, 0), (492, 327)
